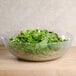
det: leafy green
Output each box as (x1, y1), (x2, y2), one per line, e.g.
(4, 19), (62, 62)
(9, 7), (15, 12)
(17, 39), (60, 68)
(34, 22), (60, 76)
(8, 29), (67, 55)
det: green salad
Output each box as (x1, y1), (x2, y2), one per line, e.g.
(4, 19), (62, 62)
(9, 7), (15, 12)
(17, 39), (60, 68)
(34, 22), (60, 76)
(8, 29), (67, 55)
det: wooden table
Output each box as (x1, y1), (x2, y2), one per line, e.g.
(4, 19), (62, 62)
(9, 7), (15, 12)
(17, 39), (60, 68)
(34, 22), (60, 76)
(0, 45), (76, 76)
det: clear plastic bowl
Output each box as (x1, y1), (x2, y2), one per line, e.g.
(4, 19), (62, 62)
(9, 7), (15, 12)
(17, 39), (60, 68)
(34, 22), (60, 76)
(1, 31), (72, 61)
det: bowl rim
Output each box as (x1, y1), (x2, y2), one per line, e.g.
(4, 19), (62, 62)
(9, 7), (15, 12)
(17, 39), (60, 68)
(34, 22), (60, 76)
(0, 30), (73, 45)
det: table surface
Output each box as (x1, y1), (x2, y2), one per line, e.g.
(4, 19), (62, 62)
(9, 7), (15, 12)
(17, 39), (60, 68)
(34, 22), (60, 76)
(0, 45), (76, 76)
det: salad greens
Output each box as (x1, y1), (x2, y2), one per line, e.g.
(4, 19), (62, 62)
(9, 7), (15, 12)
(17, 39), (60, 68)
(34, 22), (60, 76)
(8, 29), (67, 55)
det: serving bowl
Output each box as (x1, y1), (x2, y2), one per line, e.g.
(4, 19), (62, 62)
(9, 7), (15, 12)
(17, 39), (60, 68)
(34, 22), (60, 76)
(1, 30), (72, 61)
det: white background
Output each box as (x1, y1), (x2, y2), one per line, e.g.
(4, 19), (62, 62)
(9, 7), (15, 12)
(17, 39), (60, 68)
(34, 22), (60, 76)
(0, 0), (75, 45)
